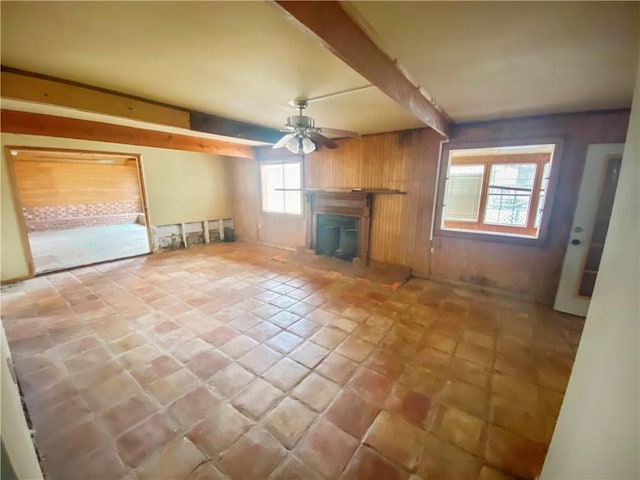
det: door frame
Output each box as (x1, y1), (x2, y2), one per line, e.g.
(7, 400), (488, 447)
(5, 146), (154, 278)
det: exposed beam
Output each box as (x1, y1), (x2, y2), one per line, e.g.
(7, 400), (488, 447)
(1, 70), (190, 129)
(0, 110), (254, 159)
(274, 1), (451, 138)
(0, 68), (282, 144)
(190, 112), (282, 144)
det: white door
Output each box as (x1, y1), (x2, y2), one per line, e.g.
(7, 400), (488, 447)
(554, 143), (625, 316)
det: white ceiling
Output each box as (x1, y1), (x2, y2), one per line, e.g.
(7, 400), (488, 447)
(0, 1), (423, 134)
(1, 1), (638, 135)
(352, 1), (640, 122)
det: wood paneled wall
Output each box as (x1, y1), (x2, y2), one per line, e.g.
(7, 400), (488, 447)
(229, 157), (261, 242)
(15, 160), (141, 207)
(431, 110), (630, 304)
(231, 128), (441, 272)
(305, 129), (441, 272)
(229, 156), (307, 249)
(230, 110), (630, 305)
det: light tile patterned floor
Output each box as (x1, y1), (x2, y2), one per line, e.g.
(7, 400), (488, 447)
(0, 243), (583, 480)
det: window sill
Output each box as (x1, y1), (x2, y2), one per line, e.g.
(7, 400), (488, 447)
(261, 211), (304, 219)
(434, 228), (548, 247)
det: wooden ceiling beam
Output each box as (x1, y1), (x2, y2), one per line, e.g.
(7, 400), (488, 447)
(274, 1), (451, 138)
(0, 110), (254, 158)
(0, 67), (281, 144)
(1, 69), (190, 129)
(190, 112), (283, 144)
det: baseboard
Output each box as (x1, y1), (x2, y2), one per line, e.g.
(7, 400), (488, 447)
(0, 273), (34, 286)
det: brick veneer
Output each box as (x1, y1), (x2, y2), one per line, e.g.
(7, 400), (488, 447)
(23, 201), (143, 232)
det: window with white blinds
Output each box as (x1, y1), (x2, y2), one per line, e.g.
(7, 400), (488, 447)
(444, 165), (484, 222)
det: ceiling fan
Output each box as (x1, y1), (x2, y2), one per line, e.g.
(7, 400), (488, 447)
(272, 99), (360, 154)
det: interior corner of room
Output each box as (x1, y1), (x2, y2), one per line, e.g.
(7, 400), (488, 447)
(0, 2), (638, 480)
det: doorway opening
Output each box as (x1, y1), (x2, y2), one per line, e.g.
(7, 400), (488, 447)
(8, 147), (152, 274)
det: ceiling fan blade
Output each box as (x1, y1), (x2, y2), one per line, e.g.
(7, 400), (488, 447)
(317, 127), (360, 138)
(309, 132), (338, 150)
(272, 133), (296, 149)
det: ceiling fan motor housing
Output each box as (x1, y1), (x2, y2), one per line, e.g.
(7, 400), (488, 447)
(287, 115), (315, 129)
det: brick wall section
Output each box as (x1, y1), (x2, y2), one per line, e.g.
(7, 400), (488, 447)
(23, 201), (143, 232)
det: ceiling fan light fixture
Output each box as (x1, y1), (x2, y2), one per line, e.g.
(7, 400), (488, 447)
(284, 135), (316, 154)
(285, 136), (301, 154)
(273, 98), (358, 153)
(302, 136), (316, 154)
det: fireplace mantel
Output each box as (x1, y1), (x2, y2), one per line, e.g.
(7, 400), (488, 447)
(304, 188), (406, 264)
(304, 188), (406, 195)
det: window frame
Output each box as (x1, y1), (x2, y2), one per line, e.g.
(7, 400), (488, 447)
(259, 158), (304, 217)
(434, 138), (564, 246)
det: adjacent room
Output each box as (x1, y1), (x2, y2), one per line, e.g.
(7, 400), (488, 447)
(10, 148), (151, 274)
(1, 2), (638, 480)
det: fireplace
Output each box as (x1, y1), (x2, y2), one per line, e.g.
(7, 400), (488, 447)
(304, 190), (373, 264)
(316, 214), (359, 260)
(304, 189), (406, 265)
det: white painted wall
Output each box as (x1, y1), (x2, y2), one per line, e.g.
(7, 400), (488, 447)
(0, 323), (43, 479)
(541, 64), (639, 478)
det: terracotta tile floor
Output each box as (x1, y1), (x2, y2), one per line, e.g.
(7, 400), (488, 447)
(0, 243), (584, 480)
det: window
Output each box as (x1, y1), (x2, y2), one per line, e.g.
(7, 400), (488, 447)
(260, 161), (302, 215)
(483, 163), (537, 227)
(444, 164), (484, 222)
(440, 144), (556, 239)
